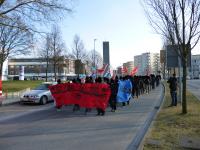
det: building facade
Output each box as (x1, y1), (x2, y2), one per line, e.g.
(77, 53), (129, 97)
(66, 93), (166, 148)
(7, 58), (76, 80)
(134, 52), (160, 75)
(103, 41), (110, 75)
(190, 54), (200, 79)
(123, 61), (134, 75)
(103, 41), (110, 65)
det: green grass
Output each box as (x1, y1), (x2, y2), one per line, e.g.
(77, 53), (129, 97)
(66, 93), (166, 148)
(143, 82), (200, 150)
(2, 80), (43, 93)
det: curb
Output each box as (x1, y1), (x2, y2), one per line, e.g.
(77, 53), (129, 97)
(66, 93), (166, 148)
(1, 99), (20, 106)
(126, 83), (165, 150)
(0, 96), (20, 106)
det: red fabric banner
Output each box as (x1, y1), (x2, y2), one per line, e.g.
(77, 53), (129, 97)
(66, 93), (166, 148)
(49, 83), (111, 111)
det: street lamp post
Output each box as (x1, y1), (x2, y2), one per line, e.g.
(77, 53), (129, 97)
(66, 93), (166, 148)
(94, 39), (97, 70)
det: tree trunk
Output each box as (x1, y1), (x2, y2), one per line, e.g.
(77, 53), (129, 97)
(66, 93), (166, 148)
(182, 58), (187, 114)
(45, 59), (48, 82)
(54, 62), (57, 82)
(0, 61), (3, 80)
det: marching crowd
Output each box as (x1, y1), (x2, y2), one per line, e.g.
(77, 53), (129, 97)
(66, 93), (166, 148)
(56, 74), (161, 116)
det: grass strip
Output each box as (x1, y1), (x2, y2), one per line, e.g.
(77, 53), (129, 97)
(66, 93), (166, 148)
(2, 80), (43, 93)
(143, 82), (200, 150)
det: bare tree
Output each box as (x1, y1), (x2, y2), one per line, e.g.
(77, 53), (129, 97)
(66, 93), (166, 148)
(0, 17), (33, 77)
(143, 0), (200, 114)
(39, 34), (52, 81)
(0, 0), (73, 32)
(87, 50), (103, 71)
(71, 34), (87, 61)
(0, 0), (74, 79)
(49, 25), (66, 81)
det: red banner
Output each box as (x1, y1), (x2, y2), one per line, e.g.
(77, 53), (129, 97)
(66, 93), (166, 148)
(49, 83), (111, 111)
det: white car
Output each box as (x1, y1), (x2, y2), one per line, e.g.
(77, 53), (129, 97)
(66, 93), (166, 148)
(20, 82), (56, 105)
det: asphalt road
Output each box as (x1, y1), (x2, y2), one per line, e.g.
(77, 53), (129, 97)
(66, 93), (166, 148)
(0, 103), (53, 121)
(0, 85), (164, 150)
(187, 79), (200, 100)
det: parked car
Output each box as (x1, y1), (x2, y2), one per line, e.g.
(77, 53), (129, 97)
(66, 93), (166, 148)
(20, 82), (56, 105)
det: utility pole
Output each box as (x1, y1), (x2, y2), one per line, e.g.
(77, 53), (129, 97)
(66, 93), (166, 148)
(94, 39), (97, 72)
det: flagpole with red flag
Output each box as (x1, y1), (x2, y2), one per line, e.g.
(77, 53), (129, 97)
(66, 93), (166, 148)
(130, 67), (138, 76)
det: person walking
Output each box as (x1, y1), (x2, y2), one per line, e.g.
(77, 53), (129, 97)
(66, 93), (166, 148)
(96, 77), (106, 116)
(167, 73), (178, 106)
(109, 78), (118, 112)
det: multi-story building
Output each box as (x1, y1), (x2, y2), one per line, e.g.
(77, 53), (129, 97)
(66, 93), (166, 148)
(151, 53), (160, 75)
(134, 52), (160, 75)
(103, 41), (110, 75)
(116, 66), (122, 76)
(123, 61), (134, 75)
(7, 57), (76, 80)
(134, 55), (143, 75)
(190, 54), (200, 79)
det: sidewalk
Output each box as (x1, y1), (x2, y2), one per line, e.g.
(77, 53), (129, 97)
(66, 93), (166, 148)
(0, 88), (30, 106)
(0, 96), (20, 106)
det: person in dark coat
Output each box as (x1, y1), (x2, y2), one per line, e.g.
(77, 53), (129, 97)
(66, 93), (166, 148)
(109, 78), (118, 112)
(84, 76), (93, 114)
(96, 77), (106, 116)
(167, 73), (178, 106)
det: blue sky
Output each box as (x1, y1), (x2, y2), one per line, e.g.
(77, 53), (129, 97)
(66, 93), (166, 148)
(59, 0), (198, 68)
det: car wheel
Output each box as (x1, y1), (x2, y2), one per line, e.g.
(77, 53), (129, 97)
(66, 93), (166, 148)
(40, 96), (47, 105)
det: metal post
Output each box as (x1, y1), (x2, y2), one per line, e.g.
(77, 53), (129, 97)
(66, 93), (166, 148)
(93, 39), (97, 76)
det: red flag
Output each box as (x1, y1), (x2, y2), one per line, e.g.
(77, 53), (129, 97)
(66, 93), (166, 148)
(97, 64), (108, 74)
(130, 67), (138, 76)
(122, 66), (128, 74)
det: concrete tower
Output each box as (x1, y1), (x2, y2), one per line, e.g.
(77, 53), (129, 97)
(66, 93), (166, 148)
(103, 42), (110, 77)
(103, 41), (110, 65)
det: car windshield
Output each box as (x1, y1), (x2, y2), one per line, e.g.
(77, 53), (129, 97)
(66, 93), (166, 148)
(34, 84), (51, 90)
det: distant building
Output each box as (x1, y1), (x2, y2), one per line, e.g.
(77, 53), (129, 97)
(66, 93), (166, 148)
(7, 57), (76, 80)
(103, 41), (110, 65)
(134, 55), (142, 75)
(103, 41), (110, 75)
(191, 54), (200, 79)
(123, 61), (134, 75)
(134, 52), (160, 75)
(116, 66), (122, 76)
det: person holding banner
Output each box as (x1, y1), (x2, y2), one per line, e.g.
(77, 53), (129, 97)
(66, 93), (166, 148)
(55, 79), (62, 111)
(84, 76), (93, 114)
(96, 77), (109, 116)
(72, 78), (81, 112)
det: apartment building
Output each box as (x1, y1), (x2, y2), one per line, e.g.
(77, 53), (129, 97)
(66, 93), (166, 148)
(134, 52), (160, 75)
(123, 61), (134, 75)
